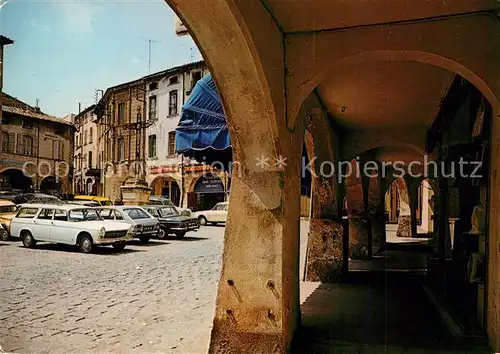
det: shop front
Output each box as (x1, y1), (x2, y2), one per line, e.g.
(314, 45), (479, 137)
(188, 173), (225, 211)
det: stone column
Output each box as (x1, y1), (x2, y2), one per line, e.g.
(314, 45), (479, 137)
(305, 176), (343, 282)
(208, 168), (301, 353)
(346, 170), (370, 259)
(406, 177), (421, 238)
(366, 169), (385, 252)
(395, 178), (412, 237)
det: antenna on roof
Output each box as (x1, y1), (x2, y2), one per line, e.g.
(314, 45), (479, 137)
(35, 99), (39, 108)
(139, 37), (161, 75)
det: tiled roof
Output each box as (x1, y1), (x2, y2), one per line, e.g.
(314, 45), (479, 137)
(1, 93), (75, 129)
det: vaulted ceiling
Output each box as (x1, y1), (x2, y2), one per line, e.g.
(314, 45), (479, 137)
(263, 0), (500, 33)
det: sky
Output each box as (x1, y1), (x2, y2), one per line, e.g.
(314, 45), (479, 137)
(0, 0), (202, 117)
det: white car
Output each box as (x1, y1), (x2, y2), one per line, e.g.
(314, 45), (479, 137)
(192, 202), (228, 226)
(9, 204), (134, 253)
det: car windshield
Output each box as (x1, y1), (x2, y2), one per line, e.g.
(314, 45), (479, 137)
(68, 208), (101, 222)
(123, 208), (150, 220)
(0, 205), (16, 213)
(158, 207), (179, 217)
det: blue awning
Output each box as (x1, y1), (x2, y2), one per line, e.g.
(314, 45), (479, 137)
(175, 74), (232, 165)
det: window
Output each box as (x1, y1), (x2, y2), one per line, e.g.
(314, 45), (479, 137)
(88, 151), (93, 169)
(168, 131), (176, 156)
(53, 141), (64, 160)
(114, 210), (124, 220)
(68, 208), (101, 222)
(2, 132), (14, 153)
(148, 135), (157, 158)
(89, 127), (93, 143)
(16, 208), (38, 219)
(149, 95), (157, 121)
(37, 209), (54, 220)
(22, 120), (33, 129)
(54, 209), (68, 221)
(118, 102), (126, 124)
(18, 135), (33, 156)
(124, 208), (150, 220)
(99, 209), (114, 220)
(118, 138), (125, 161)
(84, 130), (87, 145)
(168, 90), (178, 116)
(75, 134), (79, 147)
(169, 76), (179, 85)
(191, 71), (202, 89)
(149, 82), (158, 91)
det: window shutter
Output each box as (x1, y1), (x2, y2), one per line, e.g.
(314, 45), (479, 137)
(17, 134), (25, 154)
(8, 133), (15, 152)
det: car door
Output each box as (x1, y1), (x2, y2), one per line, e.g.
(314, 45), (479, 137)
(50, 209), (71, 243)
(32, 208), (54, 242)
(209, 204), (224, 223)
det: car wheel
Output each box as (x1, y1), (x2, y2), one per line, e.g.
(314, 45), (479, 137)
(0, 228), (9, 241)
(175, 231), (186, 238)
(139, 236), (150, 244)
(157, 227), (167, 240)
(198, 216), (207, 226)
(79, 235), (94, 254)
(112, 242), (126, 252)
(22, 231), (36, 248)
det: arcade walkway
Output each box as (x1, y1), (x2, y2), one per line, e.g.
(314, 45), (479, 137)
(296, 249), (490, 353)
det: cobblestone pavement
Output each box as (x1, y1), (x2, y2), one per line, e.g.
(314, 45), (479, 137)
(0, 221), (310, 353)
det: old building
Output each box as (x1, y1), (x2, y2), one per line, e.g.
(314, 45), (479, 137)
(94, 77), (148, 203)
(0, 93), (75, 195)
(92, 62), (228, 209)
(143, 61), (227, 210)
(170, 2), (500, 353)
(73, 104), (99, 195)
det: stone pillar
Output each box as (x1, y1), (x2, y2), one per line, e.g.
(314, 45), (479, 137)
(305, 176), (343, 282)
(366, 169), (385, 251)
(345, 164), (370, 259)
(208, 169), (301, 353)
(120, 177), (152, 205)
(406, 177), (421, 238)
(395, 178), (412, 238)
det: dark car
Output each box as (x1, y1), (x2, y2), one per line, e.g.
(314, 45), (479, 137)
(143, 205), (199, 239)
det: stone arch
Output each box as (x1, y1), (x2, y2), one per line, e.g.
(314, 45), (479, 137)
(0, 168), (34, 191)
(287, 14), (500, 124)
(39, 176), (61, 194)
(150, 175), (181, 206)
(166, 0), (283, 170)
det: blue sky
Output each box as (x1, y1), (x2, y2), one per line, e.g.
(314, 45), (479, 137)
(0, 0), (202, 117)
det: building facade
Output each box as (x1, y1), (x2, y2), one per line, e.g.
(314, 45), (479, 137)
(73, 105), (99, 195)
(0, 93), (75, 195)
(143, 61), (227, 210)
(92, 61), (228, 209)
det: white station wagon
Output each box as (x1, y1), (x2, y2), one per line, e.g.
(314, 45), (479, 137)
(9, 204), (134, 253)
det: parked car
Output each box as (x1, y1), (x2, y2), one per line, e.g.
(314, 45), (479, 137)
(74, 195), (113, 206)
(0, 200), (18, 241)
(9, 204), (134, 253)
(148, 196), (192, 216)
(192, 202), (228, 226)
(96, 206), (160, 244)
(16, 193), (61, 205)
(143, 205), (199, 239)
(68, 200), (100, 207)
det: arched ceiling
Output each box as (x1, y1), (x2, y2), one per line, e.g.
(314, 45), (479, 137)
(263, 0), (499, 33)
(316, 61), (454, 131)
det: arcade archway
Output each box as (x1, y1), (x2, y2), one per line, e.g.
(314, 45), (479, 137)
(188, 173), (225, 212)
(39, 176), (61, 195)
(0, 168), (33, 192)
(150, 176), (181, 206)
